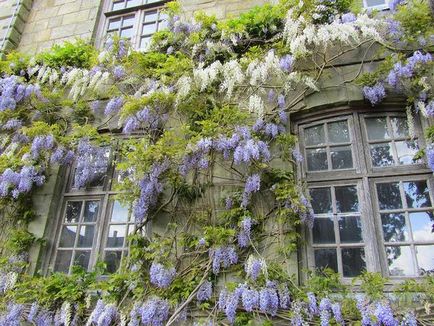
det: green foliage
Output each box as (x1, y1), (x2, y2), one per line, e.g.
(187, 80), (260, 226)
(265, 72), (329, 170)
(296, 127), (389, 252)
(357, 271), (387, 301)
(304, 269), (347, 297)
(5, 229), (37, 253)
(36, 39), (97, 69)
(394, 0), (434, 42)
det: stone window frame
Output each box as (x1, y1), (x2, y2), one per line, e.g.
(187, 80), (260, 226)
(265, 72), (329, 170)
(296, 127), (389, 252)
(44, 140), (138, 275)
(295, 106), (433, 282)
(95, 0), (169, 50)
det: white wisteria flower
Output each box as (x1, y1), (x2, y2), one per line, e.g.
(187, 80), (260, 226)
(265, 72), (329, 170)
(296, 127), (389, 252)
(248, 94), (265, 118)
(193, 61), (223, 91)
(221, 60), (245, 97)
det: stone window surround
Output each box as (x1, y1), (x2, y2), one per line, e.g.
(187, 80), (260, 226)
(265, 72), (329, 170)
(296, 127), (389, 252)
(295, 106), (434, 282)
(94, 0), (169, 50)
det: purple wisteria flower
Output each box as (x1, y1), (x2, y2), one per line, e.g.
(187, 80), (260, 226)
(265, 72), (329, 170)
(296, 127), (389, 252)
(241, 174), (261, 208)
(237, 217), (252, 248)
(341, 12), (356, 23)
(389, 0), (403, 11)
(0, 166), (45, 198)
(278, 94), (285, 110)
(198, 237), (206, 246)
(31, 135), (54, 159)
(332, 302), (344, 324)
(50, 147), (75, 165)
(0, 303), (23, 326)
(74, 138), (109, 189)
(279, 55), (293, 73)
(0, 76), (39, 111)
(133, 160), (169, 222)
(245, 257), (263, 281)
(259, 282), (279, 316)
(112, 66), (126, 79)
(97, 304), (118, 326)
(149, 262), (176, 288)
(363, 83), (386, 106)
(241, 287), (259, 312)
(104, 97), (124, 115)
(27, 302), (39, 322)
(307, 292), (319, 316)
(197, 281), (213, 302)
(123, 107), (167, 134)
(210, 246), (238, 274)
(140, 298), (170, 326)
(427, 148), (434, 172)
(225, 197), (233, 209)
(278, 285), (291, 309)
(374, 302), (398, 326)
(3, 118), (22, 130)
(292, 149), (303, 162)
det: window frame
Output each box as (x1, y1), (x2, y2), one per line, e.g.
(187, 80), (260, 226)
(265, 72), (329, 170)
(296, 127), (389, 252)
(295, 106), (433, 282)
(95, 0), (169, 50)
(362, 0), (389, 10)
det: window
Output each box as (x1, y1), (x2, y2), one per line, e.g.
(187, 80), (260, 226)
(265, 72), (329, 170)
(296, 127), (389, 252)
(98, 0), (168, 51)
(363, 0), (389, 10)
(49, 146), (134, 274)
(298, 110), (434, 279)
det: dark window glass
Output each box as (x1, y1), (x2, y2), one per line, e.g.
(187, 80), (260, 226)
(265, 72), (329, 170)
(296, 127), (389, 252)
(328, 121), (350, 143)
(77, 226), (95, 248)
(54, 251), (72, 273)
(370, 143), (393, 167)
(108, 18), (121, 31)
(338, 216), (362, 243)
(312, 218), (335, 244)
(342, 248), (366, 277)
(306, 148), (328, 171)
(391, 117), (409, 138)
(106, 225), (127, 248)
(403, 181), (431, 208)
(314, 249), (338, 273)
(335, 186), (359, 213)
(377, 183), (402, 210)
(305, 125), (325, 146)
(83, 201), (99, 222)
(65, 201), (82, 223)
(73, 251), (91, 270)
(381, 213), (408, 242)
(105, 251), (123, 273)
(366, 118), (389, 140)
(330, 146), (353, 169)
(310, 188), (332, 214)
(59, 226), (77, 247)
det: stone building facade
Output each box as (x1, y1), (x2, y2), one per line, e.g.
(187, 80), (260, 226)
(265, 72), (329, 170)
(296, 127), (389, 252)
(1, 0), (432, 282)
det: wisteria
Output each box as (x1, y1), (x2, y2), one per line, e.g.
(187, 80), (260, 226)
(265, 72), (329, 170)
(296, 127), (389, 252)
(241, 174), (261, 208)
(0, 303), (23, 326)
(0, 166), (45, 198)
(123, 107), (167, 134)
(104, 96), (124, 115)
(196, 281), (212, 302)
(237, 217), (252, 248)
(139, 298), (170, 326)
(210, 246), (238, 274)
(259, 281), (279, 316)
(31, 135), (54, 159)
(149, 262), (176, 289)
(245, 255), (264, 281)
(363, 83), (386, 106)
(50, 146), (75, 165)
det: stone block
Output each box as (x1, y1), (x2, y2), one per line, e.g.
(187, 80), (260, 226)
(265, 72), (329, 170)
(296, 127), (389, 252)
(74, 20), (95, 34)
(48, 15), (62, 28)
(80, 0), (100, 10)
(62, 9), (89, 25)
(32, 19), (49, 32)
(34, 6), (59, 21)
(58, 1), (81, 15)
(51, 23), (76, 39)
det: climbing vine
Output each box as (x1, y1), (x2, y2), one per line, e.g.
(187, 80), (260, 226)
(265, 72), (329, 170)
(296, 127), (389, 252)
(0, 0), (432, 325)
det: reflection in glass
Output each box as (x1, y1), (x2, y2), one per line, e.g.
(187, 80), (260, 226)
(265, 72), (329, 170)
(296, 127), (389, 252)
(306, 148), (327, 171)
(142, 23), (157, 35)
(403, 181), (431, 208)
(59, 226), (77, 247)
(370, 143), (393, 167)
(386, 246), (415, 276)
(106, 225), (126, 248)
(122, 15), (135, 27)
(377, 183), (402, 210)
(144, 10), (158, 23)
(416, 245), (434, 275)
(111, 201), (129, 222)
(120, 27), (133, 39)
(366, 0), (387, 6)
(313, 218), (335, 244)
(335, 186), (359, 213)
(396, 141), (418, 165)
(158, 19), (168, 30)
(54, 251), (72, 273)
(73, 251), (90, 270)
(83, 201), (99, 222)
(331, 146), (353, 169)
(305, 125), (325, 146)
(140, 36), (151, 50)
(328, 121), (350, 143)
(112, 1), (124, 11)
(310, 188), (332, 214)
(105, 251), (123, 273)
(314, 249), (338, 273)
(342, 248), (366, 277)
(381, 213), (408, 242)
(126, 0), (141, 7)
(108, 18), (121, 30)
(77, 226), (95, 248)
(65, 201), (82, 223)
(391, 117), (409, 138)
(339, 216), (362, 243)
(409, 212), (434, 241)
(366, 118), (389, 140)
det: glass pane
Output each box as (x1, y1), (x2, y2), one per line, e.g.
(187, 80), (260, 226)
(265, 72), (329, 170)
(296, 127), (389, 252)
(381, 213), (408, 242)
(342, 248), (366, 277)
(366, 0), (386, 6)
(377, 183), (402, 210)
(365, 118), (389, 140)
(313, 218), (335, 244)
(386, 246), (415, 276)
(126, 0), (141, 7)
(339, 216), (363, 243)
(120, 27), (133, 39)
(77, 226), (95, 248)
(108, 18), (121, 31)
(331, 146), (353, 169)
(142, 23), (157, 35)
(391, 117), (409, 138)
(144, 10), (158, 23)
(404, 181), (431, 208)
(158, 19), (168, 31)
(314, 249), (338, 273)
(59, 226), (77, 247)
(306, 148), (328, 171)
(370, 143), (393, 167)
(106, 225), (127, 248)
(112, 1), (125, 10)
(409, 212), (434, 241)
(310, 188), (332, 214)
(111, 201), (129, 222)
(54, 251), (72, 273)
(305, 125), (325, 146)
(73, 251), (90, 270)
(65, 201), (82, 223)
(83, 201), (99, 222)
(122, 15), (135, 27)
(416, 245), (434, 275)
(140, 36), (151, 50)
(328, 121), (350, 143)
(396, 140), (418, 165)
(105, 251), (123, 273)
(336, 186), (359, 213)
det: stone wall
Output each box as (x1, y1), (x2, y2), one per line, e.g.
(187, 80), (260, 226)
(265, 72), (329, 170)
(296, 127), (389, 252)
(0, 0), (32, 54)
(17, 0), (100, 54)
